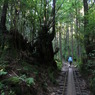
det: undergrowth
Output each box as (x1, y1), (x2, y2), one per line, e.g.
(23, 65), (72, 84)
(0, 49), (59, 95)
(55, 58), (62, 70)
(78, 59), (95, 95)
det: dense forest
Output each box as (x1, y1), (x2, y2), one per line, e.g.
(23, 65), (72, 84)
(0, 0), (95, 95)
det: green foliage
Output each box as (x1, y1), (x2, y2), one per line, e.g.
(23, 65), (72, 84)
(26, 78), (34, 86)
(9, 90), (16, 95)
(1, 91), (5, 95)
(55, 59), (62, 70)
(0, 0), (95, 94)
(0, 61), (9, 77)
(7, 75), (35, 87)
(48, 72), (55, 83)
(0, 82), (4, 89)
(0, 49), (8, 61)
(80, 60), (94, 75)
(0, 70), (7, 76)
(86, 5), (95, 36)
(79, 60), (95, 94)
(88, 50), (95, 59)
(0, 89), (16, 95)
(47, 67), (56, 84)
(90, 76), (95, 94)
(75, 58), (82, 68)
(8, 77), (20, 84)
(41, 82), (48, 91)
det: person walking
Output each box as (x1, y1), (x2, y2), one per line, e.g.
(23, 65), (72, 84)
(68, 56), (73, 67)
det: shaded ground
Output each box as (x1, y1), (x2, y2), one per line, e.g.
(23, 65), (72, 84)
(0, 51), (59, 95)
(0, 52), (92, 95)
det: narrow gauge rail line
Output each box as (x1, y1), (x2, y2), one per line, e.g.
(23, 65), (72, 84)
(73, 69), (91, 95)
(55, 65), (91, 95)
(56, 71), (68, 95)
(73, 70), (82, 95)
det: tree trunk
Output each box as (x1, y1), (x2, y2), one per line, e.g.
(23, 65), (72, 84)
(34, 0), (57, 68)
(71, 23), (74, 60)
(54, 33), (59, 59)
(67, 25), (70, 56)
(83, 0), (88, 26)
(0, 0), (9, 49)
(59, 31), (62, 63)
(1, 0), (8, 31)
(44, 0), (47, 26)
(51, 0), (56, 40)
(78, 9), (81, 59)
(83, 0), (90, 55)
(35, 31), (57, 68)
(75, 5), (79, 60)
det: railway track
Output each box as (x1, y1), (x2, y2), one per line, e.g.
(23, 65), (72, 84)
(55, 65), (92, 95)
(56, 70), (68, 95)
(73, 69), (91, 95)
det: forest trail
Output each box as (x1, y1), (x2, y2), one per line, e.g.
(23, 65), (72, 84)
(0, 0), (95, 94)
(55, 63), (92, 95)
(67, 67), (76, 95)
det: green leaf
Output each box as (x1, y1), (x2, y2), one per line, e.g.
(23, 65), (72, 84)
(0, 71), (7, 76)
(8, 77), (20, 84)
(0, 82), (4, 89)
(1, 92), (5, 95)
(26, 78), (35, 86)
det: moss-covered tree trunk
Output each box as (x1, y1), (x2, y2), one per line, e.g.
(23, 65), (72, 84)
(0, 0), (8, 49)
(83, 0), (90, 56)
(36, 26), (57, 68)
(35, 0), (57, 68)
